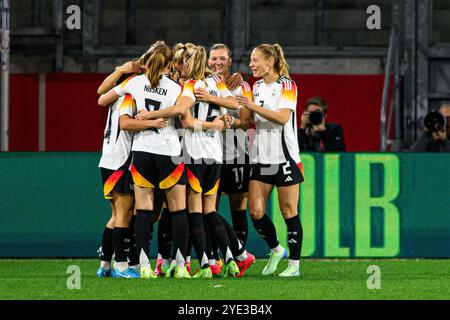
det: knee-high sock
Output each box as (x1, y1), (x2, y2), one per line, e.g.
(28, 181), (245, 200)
(157, 208), (172, 260)
(99, 227), (114, 262)
(170, 209), (189, 267)
(187, 213), (209, 268)
(203, 212), (233, 264)
(252, 214), (279, 249)
(285, 215), (303, 260)
(134, 209), (154, 266)
(127, 215), (139, 266)
(219, 215), (245, 257)
(113, 227), (130, 264)
(231, 210), (248, 247)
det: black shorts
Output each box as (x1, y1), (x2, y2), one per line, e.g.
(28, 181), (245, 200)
(185, 158), (222, 195)
(100, 157), (133, 200)
(131, 151), (186, 189)
(249, 160), (304, 187)
(219, 160), (251, 195)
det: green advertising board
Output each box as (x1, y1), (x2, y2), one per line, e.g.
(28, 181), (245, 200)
(0, 153), (449, 258)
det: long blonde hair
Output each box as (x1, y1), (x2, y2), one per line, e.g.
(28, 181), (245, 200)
(183, 45), (208, 80)
(138, 41), (173, 87)
(255, 43), (290, 79)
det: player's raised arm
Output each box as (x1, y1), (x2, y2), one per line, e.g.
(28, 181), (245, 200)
(97, 61), (141, 95)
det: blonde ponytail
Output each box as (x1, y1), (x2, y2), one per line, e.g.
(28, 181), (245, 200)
(140, 41), (173, 87)
(255, 43), (290, 79)
(184, 45), (207, 80)
(272, 43), (290, 79)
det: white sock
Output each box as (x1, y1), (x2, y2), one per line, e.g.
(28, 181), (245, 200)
(116, 262), (129, 272)
(157, 253), (162, 260)
(225, 247), (233, 263)
(209, 259), (216, 266)
(162, 259), (171, 268)
(141, 262), (151, 270)
(100, 261), (111, 270)
(288, 259), (299, 269)
(175, 249), (185, 268)
(236, 251), (248, 262)
(271, 244), (284, 254)
(186, 256), (191, 263)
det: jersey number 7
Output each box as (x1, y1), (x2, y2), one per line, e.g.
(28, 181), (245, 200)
(145, 98), (162, 133)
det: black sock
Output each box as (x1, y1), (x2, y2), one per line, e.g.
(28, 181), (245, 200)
(203, 220), (214, 260)
(113, 227), (130, 263)
(187, 213), (209, 269)
(171, 209), (189, 264)
(285, 215), (303, 260)
(127, 215), (139, 266)
(134, 209), (154, 265)
(158, 208), (172, 260)
(252, 214), (279, 249)
(187, 238), (193, 259)
(99, 227), (114, 262)
(203, 212), (233, 264)
(219, 215), (245, 257)
(231, 210), (248, 247)
(212, 238), (221, 261)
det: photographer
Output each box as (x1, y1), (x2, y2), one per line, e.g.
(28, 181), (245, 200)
(411, 104), (450, 152)
(298, 97), (346, 152)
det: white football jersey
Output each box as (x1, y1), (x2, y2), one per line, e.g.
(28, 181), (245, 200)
(222, 81), (253, 162)
(98, 95), (134, 170)
(251, 76), (301, 165)
(182, 75), (231, 162)
(114, 74), (182, 156)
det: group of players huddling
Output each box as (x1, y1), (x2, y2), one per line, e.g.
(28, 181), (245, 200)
(96, 41), (304, 279)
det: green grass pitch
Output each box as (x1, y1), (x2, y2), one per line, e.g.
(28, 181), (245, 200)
(0, 259), (449, 300)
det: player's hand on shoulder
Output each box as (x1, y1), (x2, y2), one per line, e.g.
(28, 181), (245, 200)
(116, 61), (141, 75)
(225, 73), (243, 90)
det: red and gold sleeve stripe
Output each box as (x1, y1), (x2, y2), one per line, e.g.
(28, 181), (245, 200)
(159, 162), (185, 189)
(182, 79), (196, 95)
(119, 94), (134, 111)
(240, 82), (253, 100)
(281, 80), (297, 102)
(119, 75), (136, 88)
(130, 164), (154, 188)
(214, 75), (229, 93)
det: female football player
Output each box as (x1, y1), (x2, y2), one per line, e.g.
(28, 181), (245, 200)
(236, 43), (304, 277)
(154, 42), (196, 277)
(136, 45), (242, 278)
(99, 41), (191, 279)
(203, 43), (256, 277)
(96, 60), (167, 278)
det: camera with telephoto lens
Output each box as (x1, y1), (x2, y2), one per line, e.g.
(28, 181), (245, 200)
(424, 111), (446, 133)
(309, 110), (324, 126)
